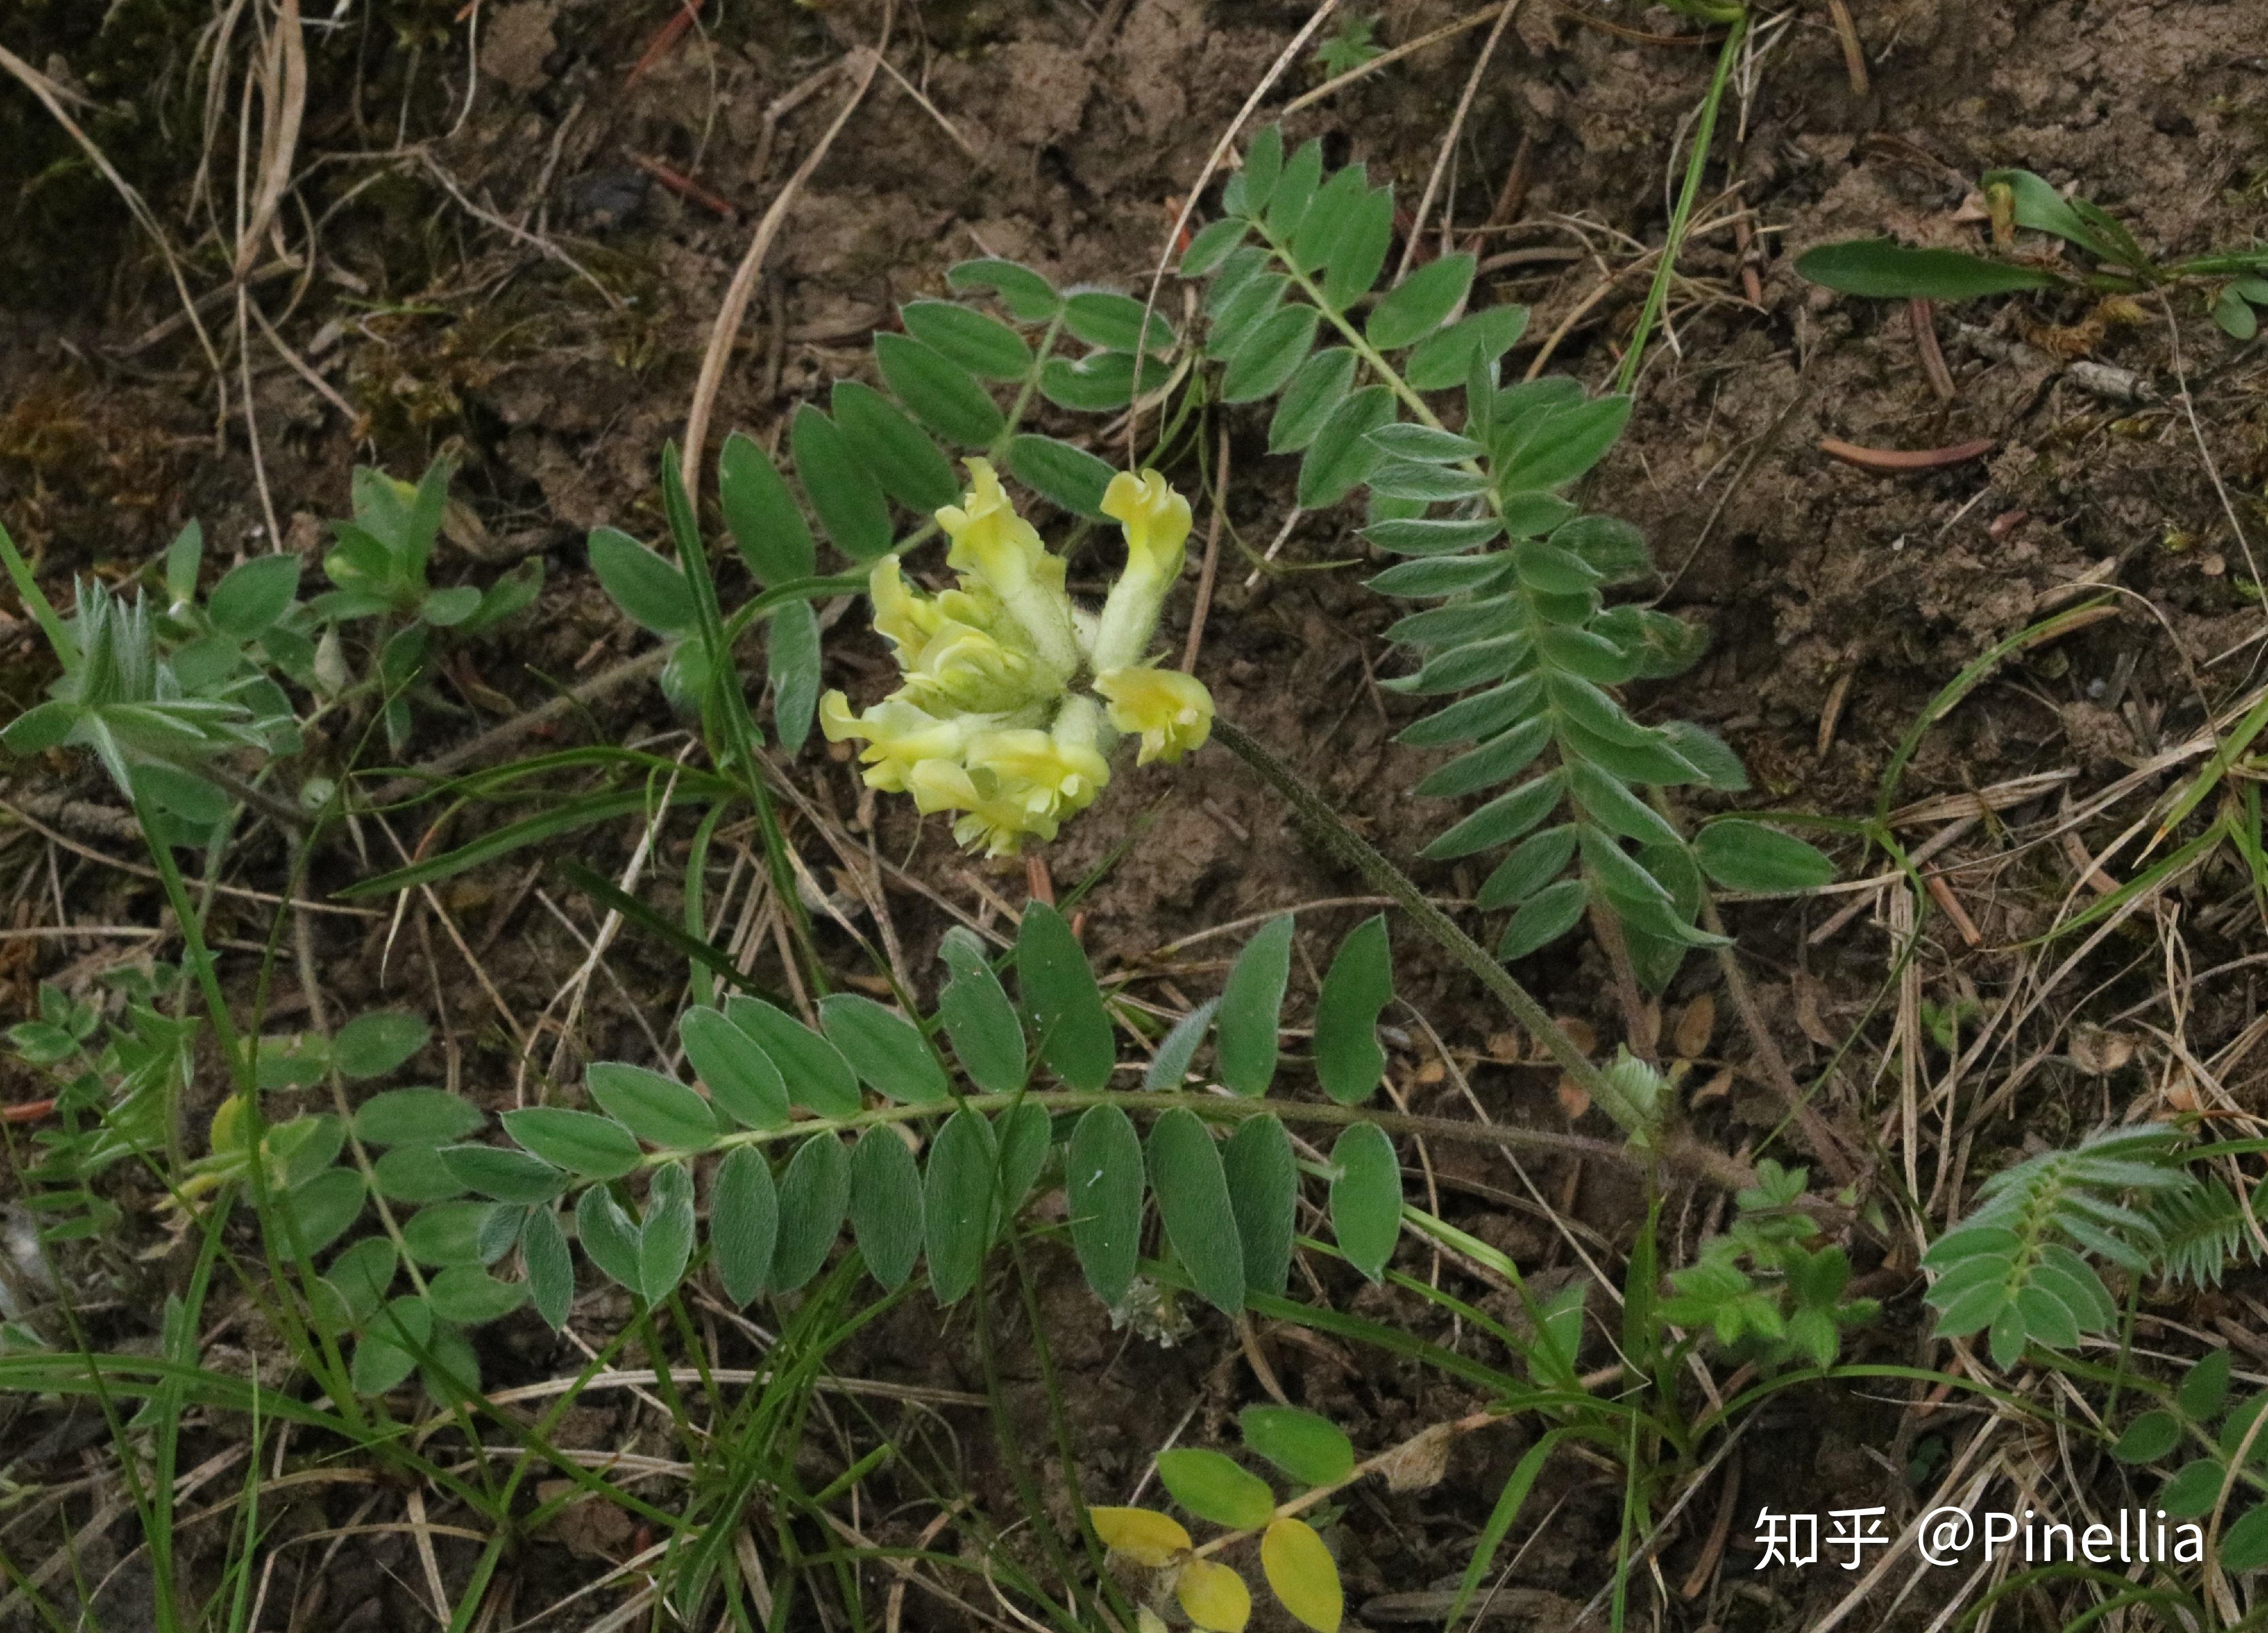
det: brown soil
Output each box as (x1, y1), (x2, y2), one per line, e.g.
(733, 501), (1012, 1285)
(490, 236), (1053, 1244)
(6, 1), (2268, 1628)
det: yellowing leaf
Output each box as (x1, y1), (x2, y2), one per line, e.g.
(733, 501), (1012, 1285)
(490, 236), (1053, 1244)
(1136, 1612), (1170, 1633)
(1089, 1506), (1191, 1567)
(1262, 1518), (1343, 1633)
(1175, 1559), (1252, 1633)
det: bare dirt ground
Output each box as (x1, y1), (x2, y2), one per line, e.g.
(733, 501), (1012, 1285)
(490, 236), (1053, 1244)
(6, 1), (2268, 1628)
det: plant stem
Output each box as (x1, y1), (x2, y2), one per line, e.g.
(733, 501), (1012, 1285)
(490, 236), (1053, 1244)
(1615, 11), (1749, 395)
(643, 1086), (1753, 1190)
(1208, 718), (1658, 1133)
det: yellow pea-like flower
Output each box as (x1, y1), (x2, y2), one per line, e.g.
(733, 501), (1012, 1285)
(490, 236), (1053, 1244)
(936, 459), (1078, 683)
(831, 464), (1206, 856)
(1090, 468), (1194, 673)
(1174, 1559), (1253, 1633)
(1094, 665), (1214, 765)
(1260, 1517), (1343, 1633)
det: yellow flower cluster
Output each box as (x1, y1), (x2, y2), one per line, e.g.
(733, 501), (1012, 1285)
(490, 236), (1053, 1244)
(821, 460), (1214, 855)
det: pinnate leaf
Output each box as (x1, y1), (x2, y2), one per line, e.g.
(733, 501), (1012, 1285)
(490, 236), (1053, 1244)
(1262, 1517), (1344, 1633)
(1241, 1408), (1354, 1488)
(1017, 902), (1114, 1091)
(849, 1126), (924, 1292)
(1157, 1449), (1276, 1529)
(1067, 1104), (1144, 1305)
(819, 994), (950, 1105)
(1147, 1109), (1245, 1315)
(1216, 916), (1293, 1096)
(710, 1145), (778, 1306)
(335, 1011), (430, 1080)
(586, 1062), (720, 1150)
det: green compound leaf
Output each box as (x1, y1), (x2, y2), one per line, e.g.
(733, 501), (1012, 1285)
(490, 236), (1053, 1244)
(1364, 515), (1505, 557)
(1207, 269), (1289, 359)
(679, 1005), (790, 1130)
(351, 1296), (431, 1395)
(723, 995), (862, 1117)
(1368, 253), (1476, 350)
(2181, 1348), (2234, 1420)
(1405, 304), (1530, 391)
(1222, 1112), (1297, 1296)
(924, 1107), (999, 1306)
(333, 1011), (430, 1080)
(576, 1186), (642, 1294)
(819, 994), (951, 1105)
(1694, 820), (1838, 892)
(2222, 1503), (2268, 1572)
(208, 553), (301, 637)
(1497, 878), (1588, 961)
(1794, 239), (2061, 300)
(769, 1134), (852, 1292)
(710, 1145), (778, 1306)
(587, 527), (695, 634)
(638, 1162), (697, 1304)
(1067, 1104), (1145, 1305)
(1370, 422), (1482, 463)
(1988, 1303), (2028, 1369)
(1005, 434), (1115, 520)
(1321, 184), (1394, 311)
(1292, 164), (1370, 285)
(1237, 126), (1285, 217)
(1414, 716), (1549, 798)
(1181, 217), (1249, 277)
(899, 299), (1034, 379)
(1478, 825), (1579, 910)
(1063, 290), (1174, 354)
(1147, 1108), (1246, 1316)
(831, 380), (959, 512)
(718, 430), (815, 583)
(373, 1145), (468, 1203)
(502, 1107), (642, 1179)
(1330, 1122), (1400, 1281)
(2112, 1411), (2182, 1464)
(873, 332), (1006, 447)
(790, 403), (894, 562)
(1497, 395), (1632, 493)
(2161, 1459), (2227, 1518)
(1298, 386), (1395, 509)
(1156, 1448), (1276, 1531)
(850, 1126), (925, 1292)
(1268, 346), (1359, 454)
(439, 1144), (567, 1204)
(402, 1200), (501, 1268)
(586, 1062), (721, 1150)
(352, 1087), (483, 1147)
(1240, 1405), (1355, 1488)
(1421, 770), (1563, 861)
(1038, 350), (1167, 411)
(1017, 902), (1114, 1092)
(276, 1169), (366, 1258)
(1221, 304), (1320, 404)
(995, 1101), (1051, 1237)
(1144, 999), (1218, 1090)
(1266, 140), (1325, 240)
(1216, 915), (1294, 1097)
(946, 257), (1062, 321)
(428, 1264), (526, 1325)
(522, 1205), (574, 1330)
(938, 929), (1027, 1095)
(1314, 915), (1392, 1106)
